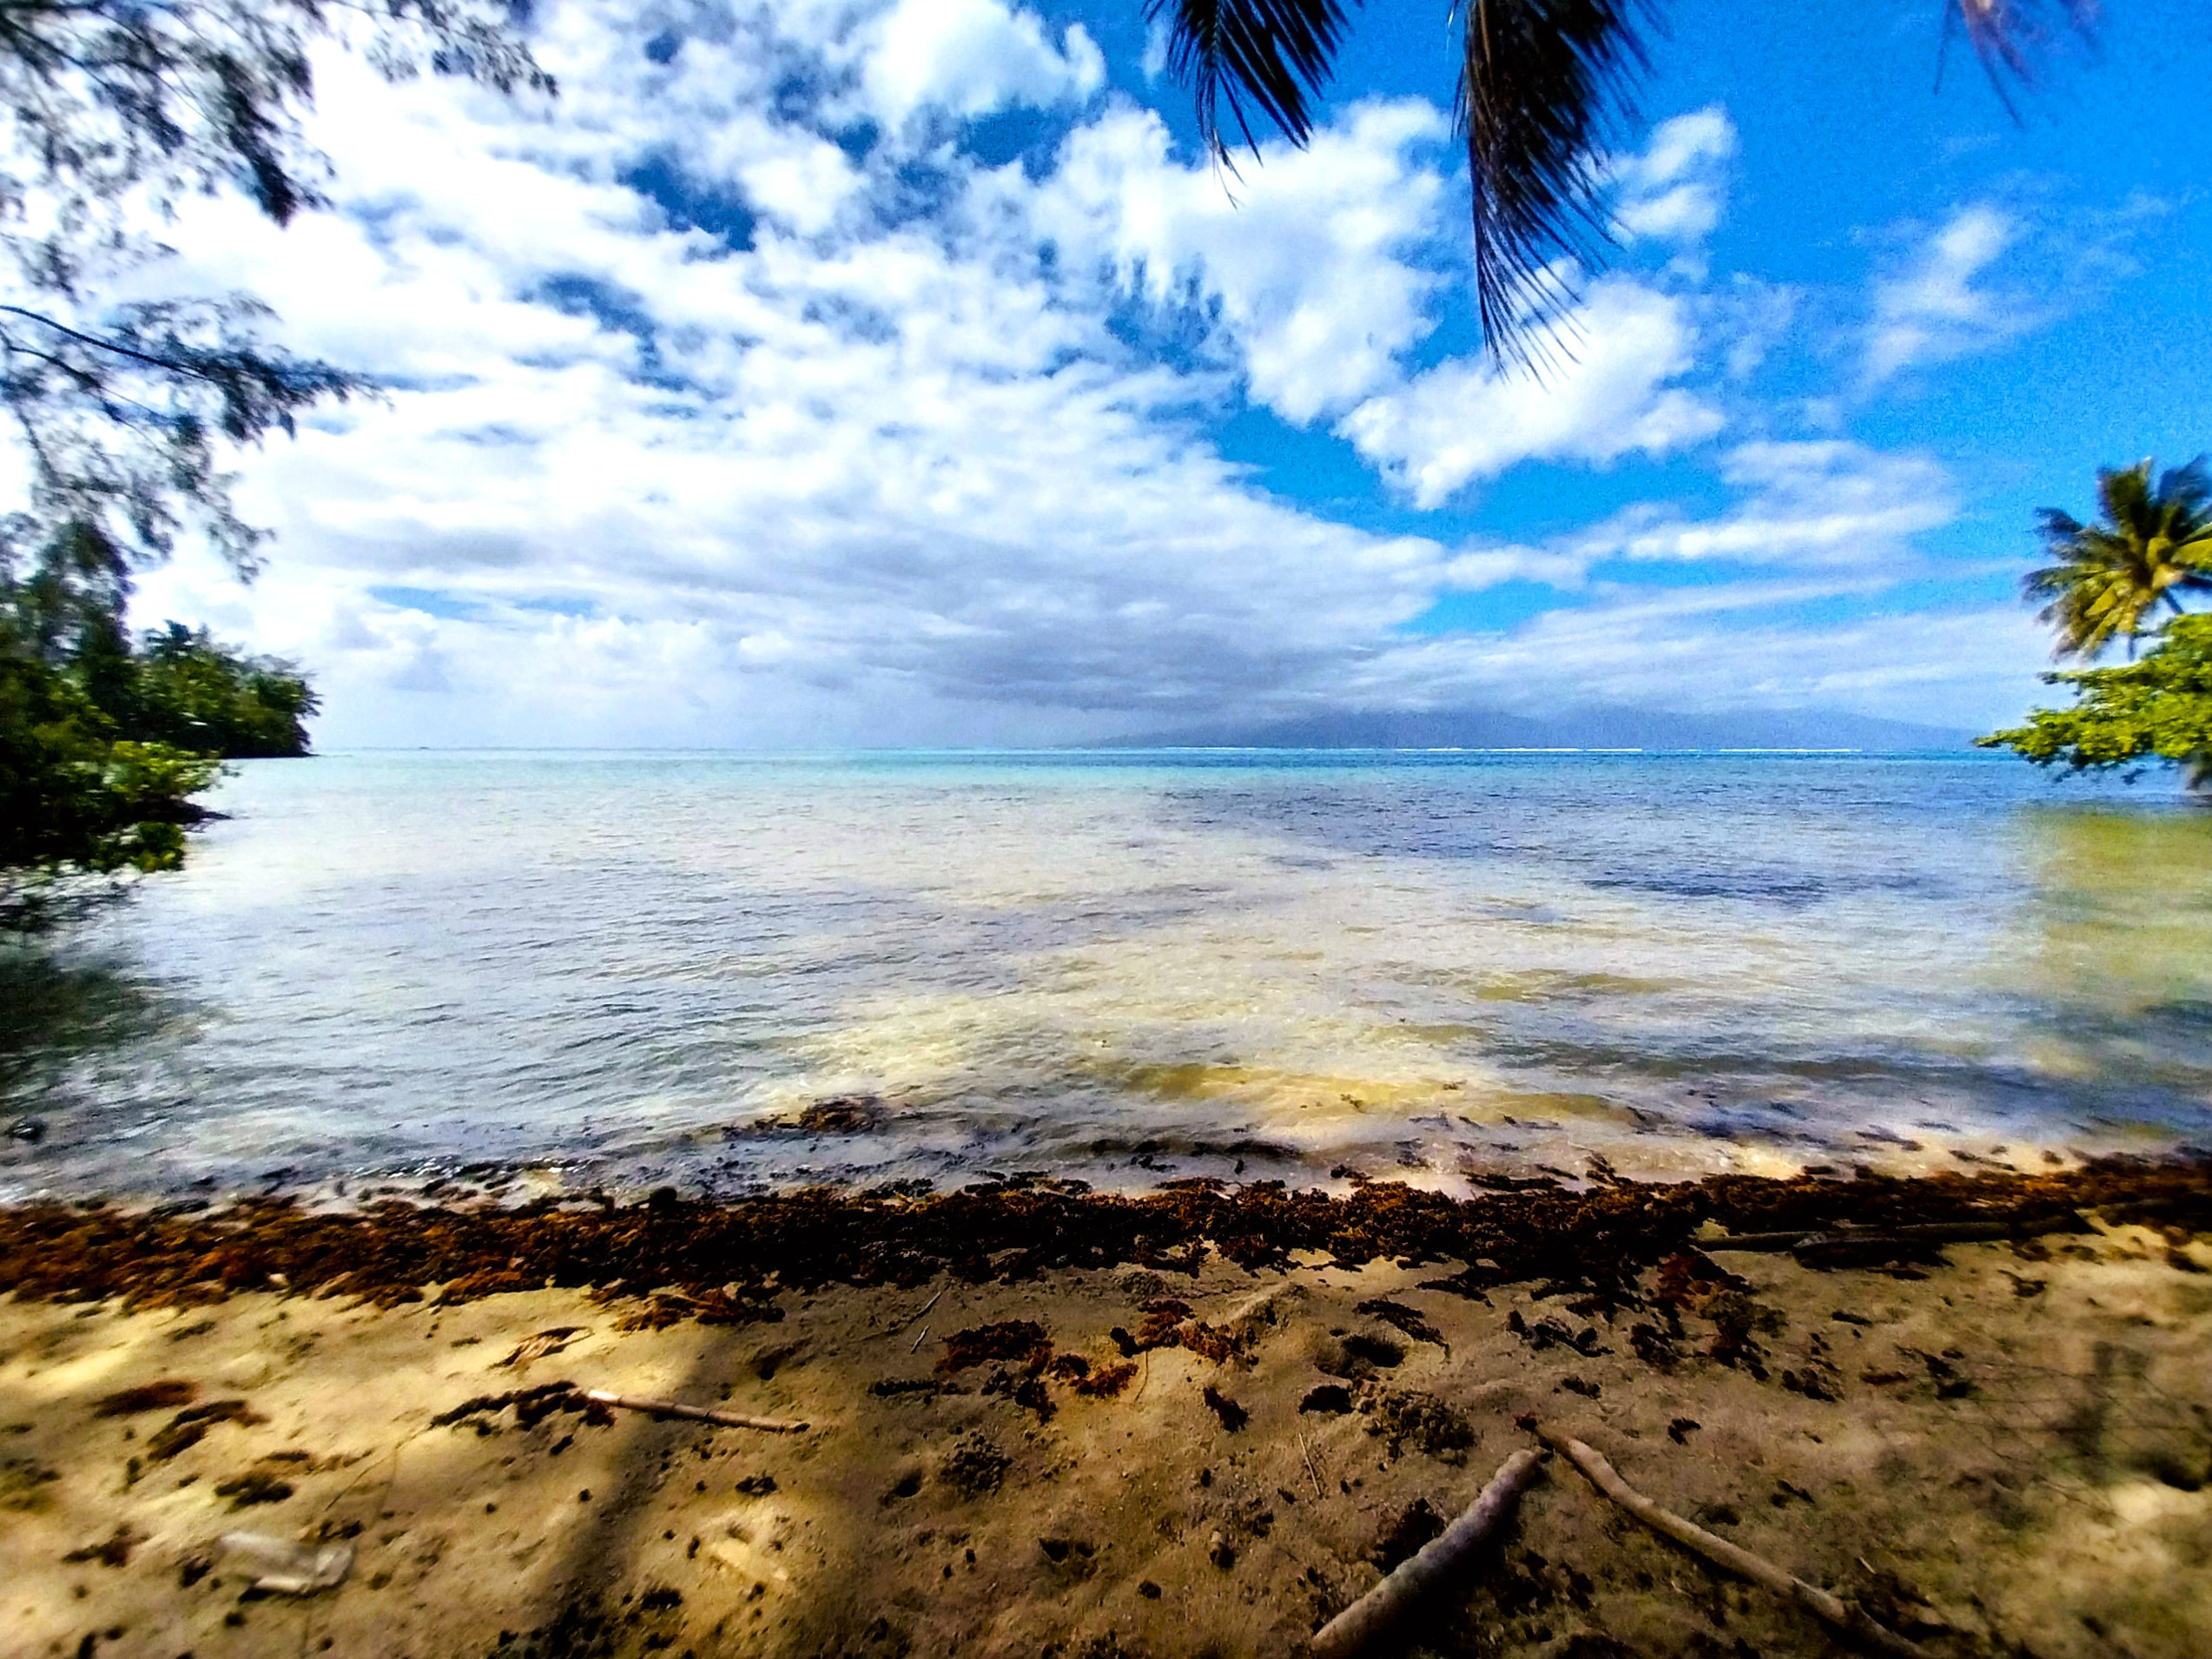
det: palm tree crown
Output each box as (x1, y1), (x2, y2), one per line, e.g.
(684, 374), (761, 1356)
(1148, 0), (2098, 367)
(2024, 458), (2212, 660)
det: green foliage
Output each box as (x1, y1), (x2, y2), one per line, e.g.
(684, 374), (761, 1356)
(3, 553), (313, 927)
(2023, 458), (2212, 660)
(1979, 615), (2212, 790)
(116, 622), (318, 759)
(1, 632), (222, 929)
(0, 1), (521, 927)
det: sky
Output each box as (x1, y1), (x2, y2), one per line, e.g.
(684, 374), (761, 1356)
(119, 0), (2212, 748)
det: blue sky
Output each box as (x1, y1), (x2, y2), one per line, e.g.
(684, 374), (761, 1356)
(123, 0), (2212, 746)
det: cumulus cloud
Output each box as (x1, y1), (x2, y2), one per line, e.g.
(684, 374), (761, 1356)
(861, 0), (1104, 128)
(1613, 107), (1736, 244)
(1306, 104), (1742, 520)
(124, 22), (1450, 744)
(1863, 203), (2022, 384)
(1322, 438), (1989, 722)
(1337, 280), (1723, 507)
(1033, 98), (1449, 423)
(710, 118), (864, 237)
(99, 8), (2012, 745)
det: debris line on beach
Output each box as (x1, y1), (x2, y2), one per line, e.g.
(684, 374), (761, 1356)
(2, 1155), (2203, 1323)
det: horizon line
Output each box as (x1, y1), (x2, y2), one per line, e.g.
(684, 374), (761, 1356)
(287, 744), (2002, 758)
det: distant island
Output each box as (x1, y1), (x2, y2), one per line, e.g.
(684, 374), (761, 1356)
(1102, 704), (1972, 752)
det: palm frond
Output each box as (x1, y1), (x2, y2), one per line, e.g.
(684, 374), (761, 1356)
(2029, 454), (2212, 659)
(1951, 0), (2100, 114)
(1458, 0), (1655, 372)
(2031, 507), (2086, 548)
(1149, 0), (2101, 371)
(2097, 458), (2155, 539)
(1146, 0), (1355, 163)
(2154, 455), (2212, 541)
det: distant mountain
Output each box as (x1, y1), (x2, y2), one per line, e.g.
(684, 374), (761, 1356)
(1099, 704), (1975, 751)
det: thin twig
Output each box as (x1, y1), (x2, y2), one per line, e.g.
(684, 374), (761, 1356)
(1297, 1429), (1324, 1501)
(581, 1390), (807, 1434)
(868, 1284), (946, 1340)
(908, 1324), (930, 1354)
(1539, 1428), (1926, 1658)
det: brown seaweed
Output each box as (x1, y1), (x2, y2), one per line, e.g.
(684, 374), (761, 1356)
(0, 1156), (2202, 1331)
(91, 1378), (197, 1417)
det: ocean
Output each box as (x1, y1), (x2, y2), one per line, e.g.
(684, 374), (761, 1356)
(4, 749), (2209, 1203)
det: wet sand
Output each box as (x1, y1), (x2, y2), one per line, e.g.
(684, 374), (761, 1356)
(3, 1167), (2210, 1659)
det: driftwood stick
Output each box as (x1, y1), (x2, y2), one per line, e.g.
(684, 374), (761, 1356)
(1701, 1219), (2024, 1253)
(1540, 1429), (1925, 1658)
(581, 1390), (808, 1433)
(1309, 1447), (1543, 1659)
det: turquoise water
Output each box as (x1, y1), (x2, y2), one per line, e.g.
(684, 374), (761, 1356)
(5, 750), (2209, 1201)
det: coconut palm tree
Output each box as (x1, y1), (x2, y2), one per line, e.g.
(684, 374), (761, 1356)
(2024, 459), (2212, 660)
(1148, 0), (2097, 366)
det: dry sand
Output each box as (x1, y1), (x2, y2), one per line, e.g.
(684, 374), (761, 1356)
(4, 1214), (2209, 1659)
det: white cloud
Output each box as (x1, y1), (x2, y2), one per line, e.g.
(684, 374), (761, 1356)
(1863, 203), (2021, 383)
(862, 0), (1104, 128)
(116, 28), (1455, 744)
(90, 10), (2022, 746)
(1347, 595), (2045, 728)
(1311, 438), (1990, 724)
(1574, 440), (1957, 567)
(711, 118), (864, 237)
(1337, 280), (1723, 507)
(1436, 544), (1592, 593)
(1140, 20), (1172, 82)
(1614, 107), (1736, 244)
(1033, 98), (1449, 423)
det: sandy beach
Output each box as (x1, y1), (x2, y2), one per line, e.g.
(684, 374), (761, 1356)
(3, 1164), (2209, 1659)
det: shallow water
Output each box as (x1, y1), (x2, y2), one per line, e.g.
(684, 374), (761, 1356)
(5, 750), (2209, 1201)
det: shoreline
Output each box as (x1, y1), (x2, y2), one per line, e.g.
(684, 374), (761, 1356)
(5, 1158), (2209, 1658)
